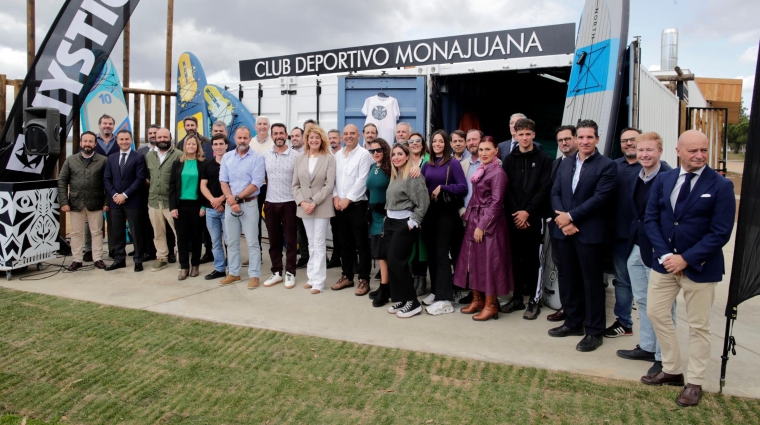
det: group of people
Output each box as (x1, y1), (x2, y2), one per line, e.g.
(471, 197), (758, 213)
(58, 111), (735, 407)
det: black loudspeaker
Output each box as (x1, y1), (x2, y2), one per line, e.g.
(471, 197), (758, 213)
(23, 107), (61, 156)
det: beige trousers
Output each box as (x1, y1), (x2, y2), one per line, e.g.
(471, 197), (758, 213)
(70, 208), (104, 262)
(648, 270), (717, 386)
(148, 205), (177, 260)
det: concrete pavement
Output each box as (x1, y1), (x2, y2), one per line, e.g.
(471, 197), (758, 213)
(2, 227), (758, 399)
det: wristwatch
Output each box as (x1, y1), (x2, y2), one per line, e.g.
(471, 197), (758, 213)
(234, 196), (240, 203)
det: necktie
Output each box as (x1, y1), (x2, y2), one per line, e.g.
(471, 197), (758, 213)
(119, 152), (127, 175)
(674, 172), (696, 216)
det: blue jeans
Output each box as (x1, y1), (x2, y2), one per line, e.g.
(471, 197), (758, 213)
(627, 244), (676, 361)
(224, 200), (261, 278)
(206, 208), (227, 273)
(613, 238), (633, 328)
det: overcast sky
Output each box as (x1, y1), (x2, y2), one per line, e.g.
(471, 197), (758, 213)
(1, 0), (757, 114)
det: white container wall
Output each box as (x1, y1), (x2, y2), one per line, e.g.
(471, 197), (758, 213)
(638, 66), (680, 167)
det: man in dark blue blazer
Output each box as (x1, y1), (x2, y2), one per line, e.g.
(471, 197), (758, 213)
(640, 130), (735, 407)
(548, 120), (617, 352)
(616, 132), (674, 376)
(104, 129), (147, 272)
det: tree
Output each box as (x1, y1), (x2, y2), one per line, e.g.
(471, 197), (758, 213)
(727, 103), (749, 154)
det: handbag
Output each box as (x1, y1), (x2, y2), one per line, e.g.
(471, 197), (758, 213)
(439, 163), (464, 208)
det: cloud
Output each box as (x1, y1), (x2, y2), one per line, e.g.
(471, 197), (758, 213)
(739, 45), (759, 64)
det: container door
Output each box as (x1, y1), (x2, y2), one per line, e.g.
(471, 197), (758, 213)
(338, 76), (426, 145)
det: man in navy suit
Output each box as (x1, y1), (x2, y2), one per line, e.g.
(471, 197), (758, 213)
(616, 132), (674, 377)
(548, 119), (617, 352)
(104, 129), (147, 272)
(641, 130), (735, 407)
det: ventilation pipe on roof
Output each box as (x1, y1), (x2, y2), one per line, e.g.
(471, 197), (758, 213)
(661, 29), (679, 71)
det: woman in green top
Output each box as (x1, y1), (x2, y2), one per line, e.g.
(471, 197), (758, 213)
(365, 138), (392, 307)
(407, 132), (430, 296)
(169, 135), (206, 280)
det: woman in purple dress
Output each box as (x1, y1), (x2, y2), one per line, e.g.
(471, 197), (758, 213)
(453, 137), (513, 321)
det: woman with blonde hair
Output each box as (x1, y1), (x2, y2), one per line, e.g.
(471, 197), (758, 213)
(292, 125), (336, 293)
(384, 143), (430, 318)
(169, 134), (206, 280)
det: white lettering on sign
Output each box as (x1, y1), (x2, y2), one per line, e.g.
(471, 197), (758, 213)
(473, 37), (489, 58)
(373, 48), (389, 66)
(32, 0), (129, 117)
(414, 43), (431, 62)
(490, 36), (505, 56)
(296, 56), (306, 73)
(526, 31), (543, 52)
(397, 45), (412, 64)
(433, 41), (447, 60)
(507, 33), (524, 54)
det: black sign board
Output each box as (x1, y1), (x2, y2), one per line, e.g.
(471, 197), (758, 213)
(240, 23), (576, 81)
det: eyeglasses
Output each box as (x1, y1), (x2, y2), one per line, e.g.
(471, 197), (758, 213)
(408, 138), (423, 144)
(557, 137), (574, 143)
(367, 148), (383, 154)
(621, 137), (637, 144)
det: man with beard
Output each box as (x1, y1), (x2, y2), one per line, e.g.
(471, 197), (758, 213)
(261, 124), (299, 288)
(290, 127), (305, 153)
(58, 131), (109, 271)
(605, 127), (643, 339)
(146, 128), (183, 271)
(363, 123), (378, 145)
(328, 129), (342, 155)
(93, 114), (119, 259)
(136, 124), (163, 262)
(138, 124), (161, 156)
(177, 116), (210, 151)
(219, 126), (266, 289)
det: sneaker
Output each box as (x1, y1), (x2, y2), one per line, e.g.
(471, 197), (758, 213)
(331, 275), (354, 291)
(248, 277), (260, 290)
(499, 297), (525, 313)
(388, 301), (406, 314)
(151, 261), (168, 272)
(617, 345), (656, 361)
(219, 275), (241, 286)
(523, 301), (541, 320)
(426, 300), (454, 316)
(396, 300), (422, 318)
(355, 279), (370, 296)
(603, 320), (634, 338)
(420, 293), (436, 306)
(263, 272), (283, 287)
(284, 272), (296, 289)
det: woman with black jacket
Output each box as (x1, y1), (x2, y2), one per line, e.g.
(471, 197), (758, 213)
(500, 118), (553, 319)
(169, 135), (207, 280)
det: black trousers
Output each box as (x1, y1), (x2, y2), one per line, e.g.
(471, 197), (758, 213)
(385, 217), (418, 303)
(264, 201), (298, 275)
(422, 203), (457, 301)
(329, 216), (341, 260)
(508, 219), (543, 299)
(111, 206), (144, 264)
(173, 200), (203, 269)
(336, 201), (371, 281)
(257, 184), (267, 248)
(556, 237), (606, 337)
(297, 217), (309, 259)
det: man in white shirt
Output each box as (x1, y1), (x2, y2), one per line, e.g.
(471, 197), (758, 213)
(332, 124), (374, 295)
(328, 129), (342, 155)
(261, 123), (299, 288)
(250, 115), (274, 249)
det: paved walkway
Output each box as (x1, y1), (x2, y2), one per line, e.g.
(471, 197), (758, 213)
(2, 228), (758, 399)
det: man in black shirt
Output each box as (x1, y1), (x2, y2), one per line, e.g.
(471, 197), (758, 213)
(200, 134), (230, 279)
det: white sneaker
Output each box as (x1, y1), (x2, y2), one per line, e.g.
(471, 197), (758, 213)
(263, 272), (283, 287)
(425, 300), (454, 316)
(421, 293), (436, 306)
(284, 272), (296, 289)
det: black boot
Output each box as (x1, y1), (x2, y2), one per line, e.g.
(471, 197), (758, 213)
(372, 284), (390, 308)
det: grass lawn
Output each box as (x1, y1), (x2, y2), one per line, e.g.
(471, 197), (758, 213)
(727, 153), (745, 161)
(1, 288), (758, 425)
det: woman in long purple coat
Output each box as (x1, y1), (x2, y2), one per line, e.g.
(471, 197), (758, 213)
(453, 137), (513, 321)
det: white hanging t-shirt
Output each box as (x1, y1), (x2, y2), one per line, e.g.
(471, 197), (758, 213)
(361, 95), (400, 144)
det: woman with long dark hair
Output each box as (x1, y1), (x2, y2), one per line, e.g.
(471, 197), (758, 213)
(365, 138), (392, 307)
(420, 130), (468, 315)
(384, 143), (430, 318)
(169, 135), (207, 280)
(453, 137), (513, 321)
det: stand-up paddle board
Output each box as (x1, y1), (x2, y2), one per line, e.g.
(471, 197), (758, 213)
(80, 57), (132, 141)
(204, 85), (257, 139)
(177, 52), (209, 141)
(562, 0), (629, 156)
(541, 226), (561, 310)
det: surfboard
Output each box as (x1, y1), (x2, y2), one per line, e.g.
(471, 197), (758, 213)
(562, 0), (630, 156)
(203, 84), (258, 139)
(80, 57), (132, 140)
(176, 52), (209, 141)
(541, 228), (562, 310)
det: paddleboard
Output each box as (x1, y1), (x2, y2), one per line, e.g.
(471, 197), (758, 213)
(541, 228), (562, 311)
(203, 84), (258, 139)
(176, 52), (209, 141)
(562, 0), (629, 156)
(80, 57), (132, 142)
